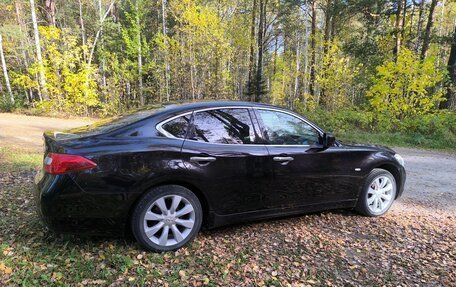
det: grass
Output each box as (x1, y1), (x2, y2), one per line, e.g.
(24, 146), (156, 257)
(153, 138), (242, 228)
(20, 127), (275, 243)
(0, 147), (455, 286)
(0, 147), (42, 173)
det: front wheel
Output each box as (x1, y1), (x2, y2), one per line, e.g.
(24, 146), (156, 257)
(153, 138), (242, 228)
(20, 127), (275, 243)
(356, 168), (397, 217)
(131, 185), (203, 252)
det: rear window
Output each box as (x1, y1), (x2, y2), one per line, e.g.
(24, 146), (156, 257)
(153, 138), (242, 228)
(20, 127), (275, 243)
(60, 105), (166, 137)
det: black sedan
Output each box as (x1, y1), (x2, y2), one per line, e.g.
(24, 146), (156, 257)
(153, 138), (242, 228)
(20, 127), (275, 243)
(35, 101), (406, 252)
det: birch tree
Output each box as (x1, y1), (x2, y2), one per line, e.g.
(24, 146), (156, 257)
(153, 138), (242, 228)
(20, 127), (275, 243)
(30, 0), (48, 100)
(0, 33), (14, 103)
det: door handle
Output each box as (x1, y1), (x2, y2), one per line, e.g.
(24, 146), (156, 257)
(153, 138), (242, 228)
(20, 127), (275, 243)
(273, 156), (294, 164)
(190, 156), (217, 164)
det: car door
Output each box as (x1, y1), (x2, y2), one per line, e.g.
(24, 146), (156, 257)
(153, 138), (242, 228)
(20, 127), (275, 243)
(253, 108), (359, 209)
(180, 108), (271, 215)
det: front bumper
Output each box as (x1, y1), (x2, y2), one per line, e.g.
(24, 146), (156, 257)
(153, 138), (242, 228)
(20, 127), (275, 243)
(396, 165), (406, 199)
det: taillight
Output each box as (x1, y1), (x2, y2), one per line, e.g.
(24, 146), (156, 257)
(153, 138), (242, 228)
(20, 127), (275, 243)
(43, 153), (97, 175)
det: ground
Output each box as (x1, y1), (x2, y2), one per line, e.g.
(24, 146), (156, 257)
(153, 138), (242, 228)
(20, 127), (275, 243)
(0, 113), (454, 286)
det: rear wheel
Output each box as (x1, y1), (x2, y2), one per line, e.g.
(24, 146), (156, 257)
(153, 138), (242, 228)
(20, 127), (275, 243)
(356, 168), (397, 217)
(131, 185), (202, 252)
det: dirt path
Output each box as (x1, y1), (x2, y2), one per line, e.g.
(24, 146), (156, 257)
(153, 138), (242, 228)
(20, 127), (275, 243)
(0, 113), (454, 215)
(0, 113), (93, 151)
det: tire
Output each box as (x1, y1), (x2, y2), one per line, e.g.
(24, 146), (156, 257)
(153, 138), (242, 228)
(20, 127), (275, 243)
(131, 185), (203, 252)
(356, 168), (397, 217)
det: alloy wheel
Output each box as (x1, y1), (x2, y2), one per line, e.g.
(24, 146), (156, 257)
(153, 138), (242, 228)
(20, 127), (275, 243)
(143, 195), (196, 247)
(366, 175), (394, 214)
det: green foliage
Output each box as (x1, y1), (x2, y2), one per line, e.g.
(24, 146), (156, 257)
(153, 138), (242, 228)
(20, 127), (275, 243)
(304, 108), (375, 133)
(0, 0), (454, 121)
(317, 40), (361, 111)
(169, 0), (233, 99)
(12, 27), (99, 115)
(0, 96), (16, 112)
(368, 49), (446, 119)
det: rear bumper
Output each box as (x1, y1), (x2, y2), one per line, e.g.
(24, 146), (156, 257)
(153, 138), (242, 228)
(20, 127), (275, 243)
(34, 170), (127, 236)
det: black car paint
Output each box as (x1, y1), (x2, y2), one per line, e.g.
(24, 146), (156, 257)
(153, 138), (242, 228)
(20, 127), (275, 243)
(35, 101), (406, 236)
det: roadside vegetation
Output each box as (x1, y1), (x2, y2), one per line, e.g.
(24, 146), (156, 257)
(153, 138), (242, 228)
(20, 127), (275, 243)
(306, 108), (456, 151)
(1, 0), (456, 152)
(0, 147), (455, 286)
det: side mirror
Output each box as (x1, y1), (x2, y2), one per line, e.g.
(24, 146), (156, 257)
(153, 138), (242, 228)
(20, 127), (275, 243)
(306, 133), (335, 152)
(322, 133), (336, 148)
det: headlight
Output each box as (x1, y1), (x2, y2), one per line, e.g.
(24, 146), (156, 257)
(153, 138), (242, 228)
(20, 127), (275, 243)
(394, 154), (405, 167)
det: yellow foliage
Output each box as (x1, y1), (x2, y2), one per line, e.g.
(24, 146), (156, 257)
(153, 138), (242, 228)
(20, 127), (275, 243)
(367, 48), (446, 119)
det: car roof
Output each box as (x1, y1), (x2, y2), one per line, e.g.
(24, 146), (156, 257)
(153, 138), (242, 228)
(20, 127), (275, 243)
(153, 100), (284, 117)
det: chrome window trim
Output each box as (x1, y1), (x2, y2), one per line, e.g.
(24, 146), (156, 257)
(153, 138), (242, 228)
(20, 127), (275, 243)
(155, 105), (324, 147)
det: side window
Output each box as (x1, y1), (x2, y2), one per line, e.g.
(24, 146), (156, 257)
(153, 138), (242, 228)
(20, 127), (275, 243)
(191, 109), (255, 144)
(161, 115), (190, 138)
(256, 109), (320, 145)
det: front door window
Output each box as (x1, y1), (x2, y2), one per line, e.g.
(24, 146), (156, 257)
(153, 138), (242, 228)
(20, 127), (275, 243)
(256, 109), (319, 146)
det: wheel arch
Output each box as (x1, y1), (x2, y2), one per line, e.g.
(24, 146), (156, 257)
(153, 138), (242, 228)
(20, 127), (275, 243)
(372, 163), (401, 199)
(126, 180), (211, 235)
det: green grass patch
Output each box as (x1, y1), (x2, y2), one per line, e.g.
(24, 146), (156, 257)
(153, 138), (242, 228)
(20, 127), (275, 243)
(0, 147), (42, 173)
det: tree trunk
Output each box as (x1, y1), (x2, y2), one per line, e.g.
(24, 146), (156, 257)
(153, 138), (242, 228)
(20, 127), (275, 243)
(78, 0), (86, 48)
(437, 0), (445, 66)
(421, 0), (438, 59)
(415, 0), (425, 51)
(303, 3), (309, 98)
(87, 0), (115, 67)
(161, 0), (170, 102)
(15, 0), (33, 103)
(309, 0), (317, 98)
(0, 34), (14, 104)
(409, 2), (415, 40)
(323, 0), (332, 54)
(394, 0), (404, 58)
(293, 35), (301, 109)
(30, 0), (48, 100)
(400, 0), (407, 45)
(44, 0), (56, 27)
(98, 0), (106, 89)
(440, 19), (456, 109)
(136, 0), (143, 105)
(247, 0), (257, 100)
(254, 0), (266, 102)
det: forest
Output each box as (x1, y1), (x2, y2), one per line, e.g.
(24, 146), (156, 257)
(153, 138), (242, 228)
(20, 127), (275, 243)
(0, 0), (455, 148)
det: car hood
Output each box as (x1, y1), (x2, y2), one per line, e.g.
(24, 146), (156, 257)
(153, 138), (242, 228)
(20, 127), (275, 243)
(339, 142), (396, 154)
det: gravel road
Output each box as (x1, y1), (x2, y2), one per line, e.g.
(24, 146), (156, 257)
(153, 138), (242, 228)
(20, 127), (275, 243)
(0, 112), (454, 215)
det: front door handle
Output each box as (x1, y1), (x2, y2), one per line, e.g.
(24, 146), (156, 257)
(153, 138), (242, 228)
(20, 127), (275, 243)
(190, 156), (217, 165)
(273, 156), (294, 165)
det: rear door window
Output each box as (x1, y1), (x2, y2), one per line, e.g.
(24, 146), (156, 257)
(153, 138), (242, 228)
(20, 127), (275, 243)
(190, 109), (255, 144)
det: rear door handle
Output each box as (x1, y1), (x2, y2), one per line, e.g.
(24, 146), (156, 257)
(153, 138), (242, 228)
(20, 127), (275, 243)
(190, 156), (217, 165)
(273, 156), (294, 165)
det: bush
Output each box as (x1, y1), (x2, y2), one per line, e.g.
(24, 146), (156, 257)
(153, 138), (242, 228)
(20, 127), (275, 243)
(0, 97), (23, 112)
(304, 108), (375, 133)
(367, 48), (446, 120)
